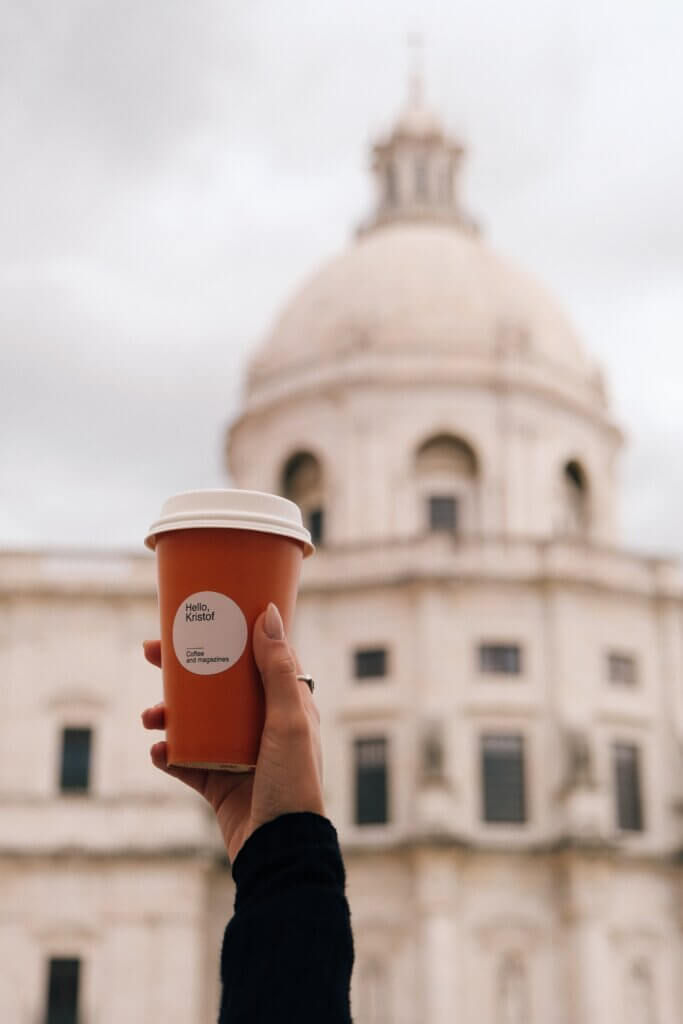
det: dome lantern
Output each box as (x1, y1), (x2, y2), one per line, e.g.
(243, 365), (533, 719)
(359, 55), (477, 237)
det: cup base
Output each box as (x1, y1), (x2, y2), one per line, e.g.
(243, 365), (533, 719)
(170, 759), (255, 773)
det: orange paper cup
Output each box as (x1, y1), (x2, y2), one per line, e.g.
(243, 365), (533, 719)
(145, 490), (314, 771)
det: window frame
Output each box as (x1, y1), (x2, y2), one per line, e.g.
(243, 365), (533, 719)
(607, 650), (638, 686)
(59, 726), (93, 794)
(427, 494), (458, 533)
(560, 458), (590, 534)
(353, 735), (390, 827)
(478, 642), (523, 676)
(480, 733), (527, 825)
(353, 647), (389, 681)
(613, 741), (644, 833)
(307, 506), (324, 547)
(46, 956), (80, 1024)
(281, 450), (326, 546)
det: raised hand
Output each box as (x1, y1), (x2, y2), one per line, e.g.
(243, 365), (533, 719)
(141, 602), (324, 863)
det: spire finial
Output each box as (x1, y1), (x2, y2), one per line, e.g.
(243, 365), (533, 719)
(406, 31), (425, 108)
(357, 39), (479, 238)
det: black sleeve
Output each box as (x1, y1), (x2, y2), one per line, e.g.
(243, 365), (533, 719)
(219, 812), (354, 1024)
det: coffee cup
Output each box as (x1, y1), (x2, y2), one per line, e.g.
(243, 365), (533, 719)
(145, 489), (313, 771)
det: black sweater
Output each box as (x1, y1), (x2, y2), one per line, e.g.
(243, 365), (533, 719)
(219, 813), (354, 1023)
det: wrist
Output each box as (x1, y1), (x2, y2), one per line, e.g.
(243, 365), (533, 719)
(231, 812), (343, 906)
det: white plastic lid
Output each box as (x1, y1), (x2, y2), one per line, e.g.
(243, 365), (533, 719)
(145, 489), (314, 557)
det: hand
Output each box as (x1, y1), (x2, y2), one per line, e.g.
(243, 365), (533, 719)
(141, 602), (324, 863)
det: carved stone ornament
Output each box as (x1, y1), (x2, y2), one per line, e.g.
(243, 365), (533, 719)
(420, 720), (446, 783)
(564, 728), (595, 790)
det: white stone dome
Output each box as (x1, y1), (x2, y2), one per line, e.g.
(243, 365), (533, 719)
(232, 87), (621, 554)
(250, 222), (596, 387)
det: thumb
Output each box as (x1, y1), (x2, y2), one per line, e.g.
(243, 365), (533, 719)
(252, 603), (303, 718)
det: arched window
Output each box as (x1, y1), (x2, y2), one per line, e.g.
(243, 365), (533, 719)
(497, 954), (529, 1024)
(560, 459), (589, 535)
(357, 957), (390, 1024)
(281, 451), (326, 546)
(627, 961), (657, 1024)
(415, 433), (478, 535)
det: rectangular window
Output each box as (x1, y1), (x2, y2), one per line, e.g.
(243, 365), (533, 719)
(428, 495), (457, 532)
(46, 957), (80, 1024)
(479, 643), (522, 675)
(354, 737), (388, 825)
(614, 742), (644, 832)
(354, 648), (387, 679)
(308, 507), (324, 546)
(481, 735), (526, 824)
(60, 728), (92, 793)
(608, 651), (638, 685)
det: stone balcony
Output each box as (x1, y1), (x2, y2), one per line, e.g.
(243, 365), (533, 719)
(0, 536), (678, 600)
(0, 548), (156, 597)
(300, 533), (681, 599)
(0, 791), (223, 860)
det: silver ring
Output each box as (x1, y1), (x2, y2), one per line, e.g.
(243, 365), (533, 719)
(296, 674), (315, 694)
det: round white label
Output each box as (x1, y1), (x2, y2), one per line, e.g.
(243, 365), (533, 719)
(172, 590), (248, 676)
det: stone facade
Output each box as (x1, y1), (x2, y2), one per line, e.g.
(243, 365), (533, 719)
(1, 83), (682, 1023)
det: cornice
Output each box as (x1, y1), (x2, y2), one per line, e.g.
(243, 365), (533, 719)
(235, 348), (621, 444)
(297, 534), (681, 602)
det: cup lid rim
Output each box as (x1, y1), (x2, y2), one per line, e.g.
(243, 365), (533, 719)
(144, 488), (314, 557)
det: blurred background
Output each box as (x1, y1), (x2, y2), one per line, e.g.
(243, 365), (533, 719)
(1, 0), (683, 553)
(1, 2), (682, 1023)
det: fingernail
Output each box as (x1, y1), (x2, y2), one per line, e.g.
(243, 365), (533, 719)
(264, 602), (284, 640)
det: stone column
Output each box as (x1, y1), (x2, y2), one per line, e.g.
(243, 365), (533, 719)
(415, 848), (459, 1023)
(572, 916), (612, 1024)
(655, 594), (683, 788)
(563, 856), (613, 1024)
(101, 913), (204, 1024)
(100, 921), (150, 1023)
(414, 586), (449, 714)
(413, 585), (459, 836)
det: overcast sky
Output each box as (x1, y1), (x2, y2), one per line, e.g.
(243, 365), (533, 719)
(2, 0), (682, 556)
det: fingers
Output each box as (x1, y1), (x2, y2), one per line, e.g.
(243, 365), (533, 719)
(142, 644), (164, 730)
(143, 640), (162, 668)
(141, 703), (166, 729)
(149, 741), (207, 796)
(144, 629), (311, 711)
(252, 603), (307, 720)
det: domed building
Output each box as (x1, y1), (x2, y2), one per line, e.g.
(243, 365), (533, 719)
(228, 81), (683, 1023)
(0, 82), (681, 1024)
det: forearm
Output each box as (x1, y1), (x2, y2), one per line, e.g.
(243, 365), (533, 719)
(220, 813), (354, 1024)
